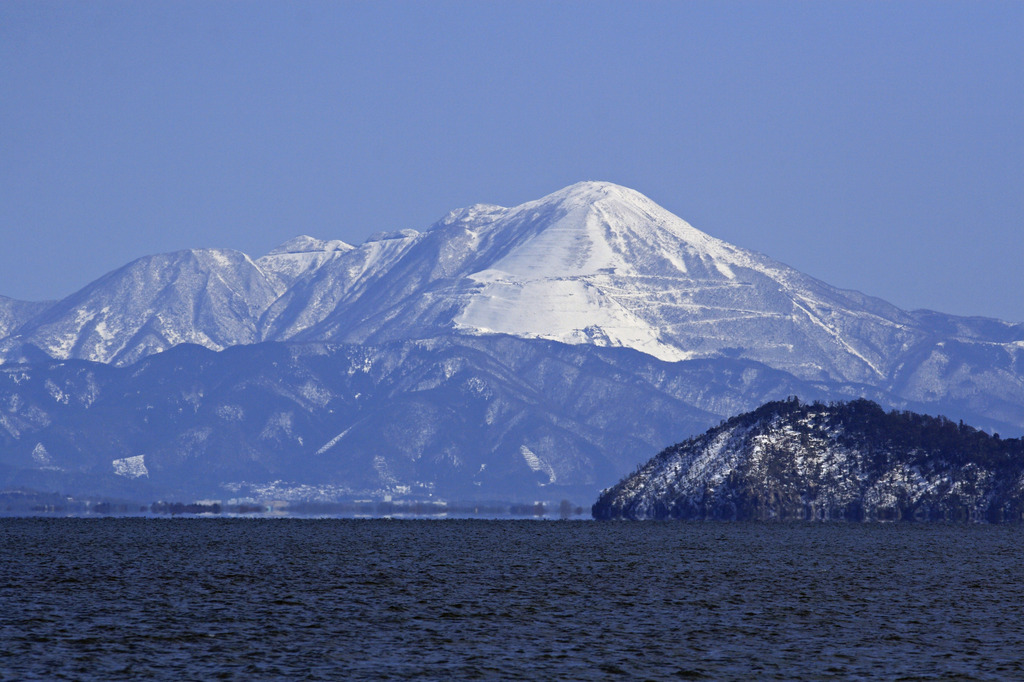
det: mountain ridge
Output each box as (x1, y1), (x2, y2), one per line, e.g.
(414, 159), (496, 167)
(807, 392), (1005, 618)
(9, 337), (1016, 505)
(2, 182), (1019, 358)
(1, 182), (1018, 402)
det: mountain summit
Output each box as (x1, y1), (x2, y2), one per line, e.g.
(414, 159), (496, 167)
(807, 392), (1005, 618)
(443, 181), (908, 375)
(450, 181), (750, 362)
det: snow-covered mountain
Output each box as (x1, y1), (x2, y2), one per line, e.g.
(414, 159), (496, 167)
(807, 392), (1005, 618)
(593, 398), (1024, 522)
(4, 181), (1020, 391)
(0, 181), (1022, 504)
(254, 181), (938, 384)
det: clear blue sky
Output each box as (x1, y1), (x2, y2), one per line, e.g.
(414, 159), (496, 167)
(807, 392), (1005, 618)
(2, 1), (1022, 321)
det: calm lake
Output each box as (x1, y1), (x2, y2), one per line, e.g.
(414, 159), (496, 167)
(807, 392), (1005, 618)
(2, 519), (1022, 680)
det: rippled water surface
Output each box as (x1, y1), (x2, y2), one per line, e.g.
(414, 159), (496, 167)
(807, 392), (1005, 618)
(2, 519), (1023, 680)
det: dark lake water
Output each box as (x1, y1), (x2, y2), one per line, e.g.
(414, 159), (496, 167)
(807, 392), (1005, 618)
(2, 519), (1023, 680)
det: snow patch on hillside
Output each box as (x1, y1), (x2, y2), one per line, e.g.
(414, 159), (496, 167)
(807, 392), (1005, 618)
(457, 275), (692, 362)
(112, 454), (148, 478)
(32, 442), (50, 465)
(520, 445), (556, 485)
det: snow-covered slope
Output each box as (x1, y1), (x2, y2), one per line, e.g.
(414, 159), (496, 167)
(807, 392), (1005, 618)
(0, 296), (52, 339)
(258, 229), (422, 342)
(255, 235), (354, 288)
(4, 249), (284, 365)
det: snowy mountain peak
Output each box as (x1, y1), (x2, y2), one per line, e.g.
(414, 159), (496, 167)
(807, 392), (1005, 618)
(530, 180), (654, 208)
(264, 236), (354, 256)
(520, 181), (698, 231)
(0, 247), (283, 366)
(490, 181), (758, 280)
(432, 203), (508, 231)
(446, 181), (784, 362)
(257, 236), (356, 289)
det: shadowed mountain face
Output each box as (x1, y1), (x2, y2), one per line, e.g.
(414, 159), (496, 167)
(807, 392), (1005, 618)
(0, 182), (1021, 502)
(3, 338), (1004, 504)
(593, 398), (1024, 522)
